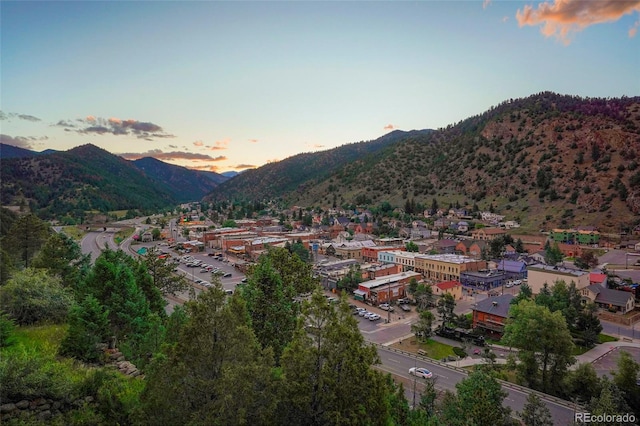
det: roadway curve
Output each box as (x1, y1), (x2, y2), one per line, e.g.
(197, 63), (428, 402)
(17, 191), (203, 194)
(374, 344), (576, 425)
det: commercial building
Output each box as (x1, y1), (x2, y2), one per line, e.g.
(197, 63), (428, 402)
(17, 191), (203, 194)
(414, 254), (486, 282)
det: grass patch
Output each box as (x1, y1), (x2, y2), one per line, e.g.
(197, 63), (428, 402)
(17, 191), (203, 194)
(110, 210), (128, 219)
(571, 344), (591, 356)
(5, 324), (69, 356)
(420, 339), (455, 360)
(61, 225), (86, 241)
(114, 227), (135, 245)
(598, 333), (618, 344)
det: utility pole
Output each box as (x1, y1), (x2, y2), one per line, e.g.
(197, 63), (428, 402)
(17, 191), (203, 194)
(388, 279), (391, 323)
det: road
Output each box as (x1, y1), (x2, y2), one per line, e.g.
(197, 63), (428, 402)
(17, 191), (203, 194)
(375, 345), (576, 425)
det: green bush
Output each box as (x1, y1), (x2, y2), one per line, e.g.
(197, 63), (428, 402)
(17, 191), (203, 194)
(0, 311), (17, 348)
(453, 347), (467, 358)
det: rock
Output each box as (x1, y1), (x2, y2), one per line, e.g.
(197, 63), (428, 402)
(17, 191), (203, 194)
(37, 410), (52, 421)
(15, 400), (29, 410)
(85, 396), (94, 403)
(116, 356), (125, 362)
(0, 404), (16, 414)
(37, 404), (51, 412)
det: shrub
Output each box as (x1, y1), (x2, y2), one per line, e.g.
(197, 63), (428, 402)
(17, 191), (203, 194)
(0, 311), (17, 348)
(453, 346), (467, 358)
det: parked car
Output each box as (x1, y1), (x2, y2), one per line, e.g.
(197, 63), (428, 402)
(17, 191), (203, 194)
(379, 303), (394, 312)
(409, 367), (433, 379)
(368, 314), (381, 321)
(223, 272), (232, 278)
(400, 304), (411, 312)
(397, 298), (411, 304)
(359, 310), (369, 317)
(200, 268), (209, 273)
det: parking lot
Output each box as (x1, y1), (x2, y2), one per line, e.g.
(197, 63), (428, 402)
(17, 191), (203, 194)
(175, 251), (245, 294)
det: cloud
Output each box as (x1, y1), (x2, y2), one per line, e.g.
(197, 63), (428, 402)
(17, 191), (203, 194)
(0, 111), (42, 122)
(234, 164), (256, 170)
(384, 124), (396, 131)
(502, 16), (509, 23)
(187, 164), (221, 172)
(56, 116), (175, 139)
(193, 140), (204, 147)
(207, 139), (229, 150)
(0, 134), (48, 149)
(248, 139), (259, 143)
(310, 144), (325, 149)
(118, 150), (223, 161)
(516, 0), (640, 44)
(630, 19), (640, 37)
(483, 0), (491, 10)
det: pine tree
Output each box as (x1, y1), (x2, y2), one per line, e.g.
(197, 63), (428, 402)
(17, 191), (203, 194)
(519, 392), (554, 426)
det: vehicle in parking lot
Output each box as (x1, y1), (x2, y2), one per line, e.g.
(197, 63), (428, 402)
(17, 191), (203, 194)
(368, 314), (381, 321)
(359, 310), (369, 317)
(505, 282), (514, 288)
(397, 298), (411, 304)
(195, 279), (204, 284)
(409, 367), (433, 379)
(224, 289), (233, 295)
(379, 303), (394, 312)
(400, 304), (411, 312)
(223, 272), (232, 278)
(200, 268), (209, 273)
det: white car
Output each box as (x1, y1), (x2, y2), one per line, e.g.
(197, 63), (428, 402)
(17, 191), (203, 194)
(409, 367), (433, 379)
(368, 314), (381, 321)
(359, 310), (369, 317)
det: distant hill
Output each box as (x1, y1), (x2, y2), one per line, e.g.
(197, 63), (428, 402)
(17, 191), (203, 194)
(0, 143), (49, 159)
(206, 129), (433, 202)
(0, 144), (176, 220)
(220, 171), (240, 178)
(132, 157), (228, 203)
(286, 92), (640, 232)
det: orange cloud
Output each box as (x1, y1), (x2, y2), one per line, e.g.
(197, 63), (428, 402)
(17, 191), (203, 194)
(384, 124), (396, 131)
(311, 144), (325, 149)
(108, 117), (122, 124)
(248, 139), (258, 143)
(188, 164), (221, 172)
(516, 0), (640, 44)
(235, 164), (256, 170)
(86, 115), (96, 122)
(193, 140), (204, 147)
(208, 139), (229, 150)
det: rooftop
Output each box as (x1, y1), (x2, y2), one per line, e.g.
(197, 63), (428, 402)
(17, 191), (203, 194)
(359, 271), (422, 289)
(436, 280), (462, 290)
(527, 263), (589, 277)
(417, 253), (481, 264)
(473, 294), (515, 318)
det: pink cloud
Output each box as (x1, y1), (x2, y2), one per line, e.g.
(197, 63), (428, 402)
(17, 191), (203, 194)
(483, 0), (491, 10)
(516, 0), (640, 44)
(193, 140), (204, 147)
(86, 115), (96, 122)
(384, 124), (396, 131)
(234, 164), (256, 170)
(208, 139), (229, 150)
(630, 19), (640, 37)
(108, 117), (122, 124)
(248, 139), (258, 143)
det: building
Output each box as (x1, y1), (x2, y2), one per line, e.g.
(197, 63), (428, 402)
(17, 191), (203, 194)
(455, 240), (487, 259)
(433, 280), (463, 300)
(362, 245), (399, 262)
(496, 260), (527, 281)
(527, 264), (590, 294)
(355, 271), (421, 304)
(472, 294), (515, 338)
(414, 254), (486, 282)
(471, 228), (507, 241)
(460, 269), (507, 290)
(581, 284), (635, 314)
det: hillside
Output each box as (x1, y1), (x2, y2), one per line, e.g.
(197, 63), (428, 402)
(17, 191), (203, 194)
(0, 144), (175, 220)
(288, 92), (640, 232)
(0, 143), (48, 159)
(206, 129), (432, 202)
(132, 157), (228, 203)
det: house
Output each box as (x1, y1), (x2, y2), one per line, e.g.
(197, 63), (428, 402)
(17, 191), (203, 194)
(471, 228), (507, 241)
(457, 221), (469, 233)
(433, 280), (463, 300)
(581, 284), (635, 314)
(472, 294), (515, 338)
(589, 272), (607, 286)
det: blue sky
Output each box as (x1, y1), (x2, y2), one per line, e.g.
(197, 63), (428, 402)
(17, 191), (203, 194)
(2, 1), (639, 173)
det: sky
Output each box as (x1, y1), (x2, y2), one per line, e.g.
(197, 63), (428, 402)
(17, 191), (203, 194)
(1, 1), (639, 173)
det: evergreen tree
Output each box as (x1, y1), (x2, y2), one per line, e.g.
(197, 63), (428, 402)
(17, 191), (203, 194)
(278, 291), (390, 425)
(59, 295), (110, 362)
(32, 232), (90, 289)
(436, 293), (456, 327)
(4, 213), (50, 268)
(519, 392), (554, 426)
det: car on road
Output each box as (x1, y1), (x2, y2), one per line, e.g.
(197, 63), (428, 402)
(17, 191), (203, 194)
(409, 367), (433, 379)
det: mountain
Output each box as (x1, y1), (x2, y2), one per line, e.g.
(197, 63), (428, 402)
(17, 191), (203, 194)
(132, 157), (228, 203)
(289, 92), (640, 232)
(206, 129), (433, 202)
(0, 143), (47, 159)
(221, 171), (240, 178)
(208, 92), (640, 232)
(0, 144), (176, 220)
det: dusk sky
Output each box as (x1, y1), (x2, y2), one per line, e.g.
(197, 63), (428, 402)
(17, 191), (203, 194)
(2, 1), (639, 173)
